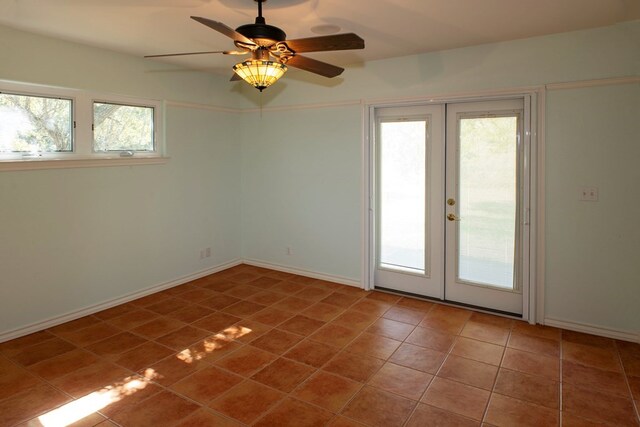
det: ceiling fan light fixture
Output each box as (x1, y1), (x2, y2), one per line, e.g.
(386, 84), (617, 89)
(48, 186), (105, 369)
(233, 59), (287, 91)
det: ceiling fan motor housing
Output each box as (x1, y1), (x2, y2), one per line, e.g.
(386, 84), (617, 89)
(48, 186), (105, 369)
(235, 21), (287, 47)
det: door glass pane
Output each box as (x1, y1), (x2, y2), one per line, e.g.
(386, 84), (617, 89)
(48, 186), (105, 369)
(379, 120), (426, 272)
(458, 116), (518, 289)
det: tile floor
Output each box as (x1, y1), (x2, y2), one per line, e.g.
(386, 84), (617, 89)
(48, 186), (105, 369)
(0, 264), (639, 426)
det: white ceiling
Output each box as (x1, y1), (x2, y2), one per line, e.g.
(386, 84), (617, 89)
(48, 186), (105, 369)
(1, 0), (638, 76)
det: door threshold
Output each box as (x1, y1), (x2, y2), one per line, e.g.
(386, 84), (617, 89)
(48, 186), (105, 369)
(374, 286), (523, 319)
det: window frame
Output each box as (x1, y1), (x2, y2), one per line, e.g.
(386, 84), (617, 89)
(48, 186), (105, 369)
(0, 79), (165, 169)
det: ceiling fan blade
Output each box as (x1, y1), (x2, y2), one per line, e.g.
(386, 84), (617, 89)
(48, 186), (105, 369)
(144, 50), (246, 58)
(230, 73), (242, 81)
(284, 33), (364, 53)
(285, 55), (344, 78)
(191, 16), (255, 46)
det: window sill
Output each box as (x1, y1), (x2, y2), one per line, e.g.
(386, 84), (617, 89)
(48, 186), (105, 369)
(0, 156), (169, 172)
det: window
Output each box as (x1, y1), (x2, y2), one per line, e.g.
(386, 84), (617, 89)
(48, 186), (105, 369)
(93, 102), (154, 152)
(0, 92), (73, 155)
(0, 80), (164, 169)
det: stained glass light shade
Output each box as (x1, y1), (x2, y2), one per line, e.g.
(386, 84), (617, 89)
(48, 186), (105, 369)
(233, 60), (288, 91)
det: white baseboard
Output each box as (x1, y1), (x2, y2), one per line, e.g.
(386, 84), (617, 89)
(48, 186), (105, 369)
(544, 317), (639, 343)
(243, 258), (362, 289)
(0, 259), (242, 343)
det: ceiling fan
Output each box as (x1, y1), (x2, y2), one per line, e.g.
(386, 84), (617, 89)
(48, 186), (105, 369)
(145, 0), (364, 91)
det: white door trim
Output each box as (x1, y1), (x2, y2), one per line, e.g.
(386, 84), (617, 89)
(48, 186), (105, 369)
(362, 88), (543, 322)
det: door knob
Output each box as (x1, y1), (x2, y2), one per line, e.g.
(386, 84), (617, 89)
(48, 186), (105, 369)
(447, 213), (460, 222)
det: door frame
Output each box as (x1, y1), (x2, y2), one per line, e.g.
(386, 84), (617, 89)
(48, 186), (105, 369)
(363, 88), (541, 323)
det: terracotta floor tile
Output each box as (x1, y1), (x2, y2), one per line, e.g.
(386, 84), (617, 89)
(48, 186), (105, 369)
(383, 306), (427, 325)
(368, 362), (432, 400)
(221, 300), (267, 317)
(451, 337), (505, 366)
(250, 328), (304, 355)
(406, 326), (456, 352)
(0, 366), (42, 400)
(628, 375), (640, 400)
(11, 337), (76, 366)
(292, 371), (361, 412)
(419, 305), (472, 335)
(287, 275), (320, 286)
(227, 271), (261, 284)
(93, 304), (136, 321)
(174, 288), (216, 303)
(57, 323), (121, 348)
(284, 339), (339, 368)
(366, 318), (415, 341)
(20, 412), (108, 427)
(493, 368), (559, 409)
(331, 310), (379, 331)
(97, 379), (163, 418)
(460, 321), (510, 346)
(406, 403), (479, 427)
(146, 297), (187, 315)
(422, 377), (490, 420)
(622, 354), (640, 377)
(248, 276), (284, 288)
(562, 340), (622, 372)
(144, 353), (208, 386)
(366, 291), (402, 304)
(301, 302), (346, 322)
(215, 345), (277, 376)
(112, 390), (200, 427)
(321, 292), (362, 308)
(106, 309), (159, 330)
(396, 297), (435, 312)
(225, 284), (263, 299)
(507, 331), (560, 357)
(130, 316), (185, 339)
(202, 280), (241, 293)
(210, 380), (285, 424)
(279, 315), (326, 336)
(165, 304), (214, 324)
(251, 357), (315, 392)
(174, 409), (244, 427)
(350, 299), (392, 316)
(0, 331), (57, 357)
(295, 286), (334, 301)
(254, 397), (334, 427)
(327, 416), (369, 427)
(171, 365), (243, 403)
(562, 330), (616, 350)
(176, 334), (242, 365)
(341, 386), (415, 427)
(344, 332), (401, 360)
(250, 306), (295, 326)
(192, 312), (242, 334)
(389, 343), (446, 374)
(130, 293), (170, 307)
(272, 296), (316, 312)
(271, 281), (308, 294)
(484, 394), (559, 427)
(469, 312), (514, 329)
(561, 413), (615, 427)
(85, 332), (147, 357)
(155, 325), (212, 350)
(46, 315), (102, 335)
(511, 322), (561, 341)
(199, 294), (241, 310)
(227, 319), (272, 343)
(309, 324), (361, 348)
(616, 340), (640, 360)
(0, 383), (70, 426)
(562, 360), (630, 396)
(163, 283), (199, 295)
(27, 348), (98, 381)
(51, 361), (131, 397)
(113, 341), (174, 371)
(438, 355), (498, 390)
(323, 351), (384, 382)
(501, 348), (560, 380)
(246, 290), (288, 305)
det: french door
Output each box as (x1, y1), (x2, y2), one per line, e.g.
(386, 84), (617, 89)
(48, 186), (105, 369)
(372, 98), (528, 315)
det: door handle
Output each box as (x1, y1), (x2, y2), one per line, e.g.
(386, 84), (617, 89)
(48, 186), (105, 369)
(447, 213), (460, 222)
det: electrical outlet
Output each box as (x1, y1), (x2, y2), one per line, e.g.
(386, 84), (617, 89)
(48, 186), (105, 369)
(286, 246), (293, 256)
(579, 187), (599, 202)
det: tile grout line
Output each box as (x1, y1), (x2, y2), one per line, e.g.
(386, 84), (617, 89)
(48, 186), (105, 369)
(615, 340), (640, 424)
(479, 319), (513, 425)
